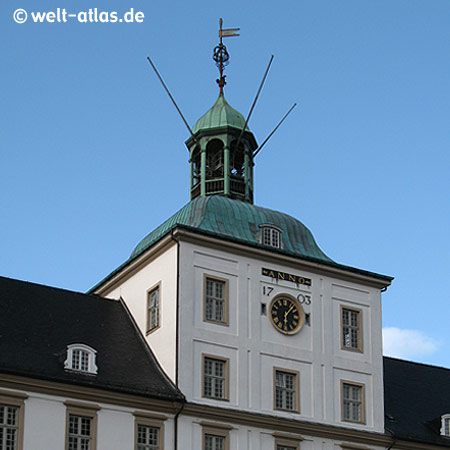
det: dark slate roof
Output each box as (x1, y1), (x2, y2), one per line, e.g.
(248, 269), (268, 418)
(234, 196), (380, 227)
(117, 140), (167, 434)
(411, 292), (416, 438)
(0, 276), (183, 402)
(384, 356), (450, 447)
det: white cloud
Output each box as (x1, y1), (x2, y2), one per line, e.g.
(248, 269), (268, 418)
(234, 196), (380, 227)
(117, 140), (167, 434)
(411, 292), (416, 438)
(382, 327), (440, 360)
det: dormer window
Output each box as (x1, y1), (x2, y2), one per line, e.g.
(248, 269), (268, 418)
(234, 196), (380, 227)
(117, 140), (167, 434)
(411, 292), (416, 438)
(260, 225), (282, 249)
(64, 343), (98, 374)
(441, 414), (450, 437)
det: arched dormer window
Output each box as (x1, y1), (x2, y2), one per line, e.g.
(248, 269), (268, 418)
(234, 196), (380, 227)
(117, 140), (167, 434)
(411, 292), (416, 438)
(64, 343), (98, 374)
(441, 414), (450, 437)
(259, 224), (283, 249)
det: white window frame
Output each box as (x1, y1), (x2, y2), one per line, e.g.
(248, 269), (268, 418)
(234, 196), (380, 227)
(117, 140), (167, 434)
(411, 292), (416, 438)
(64, 343), (98, 374)
(274, 368), (300, 412)
(260, 224), (283, 249)
(204, 275), (229, 325)
(147, 284), (161, 334)
(441, 414), (450, 437)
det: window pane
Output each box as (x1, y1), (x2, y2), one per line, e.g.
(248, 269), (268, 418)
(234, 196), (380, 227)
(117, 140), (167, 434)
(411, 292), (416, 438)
(342, 308), (360, 349)
(137, 425), (159, 450)
(68, 415), (92, 450)
(275, 371), (296, 411)
(205, 278), (225, 323)
(148, 287), (160, 331)
(204, 358), (226, 399)
(262, 227), (281, 248)
(0, 405), (19, 450)
(205, 434), (225, 450)
(343, 383), (362, 422)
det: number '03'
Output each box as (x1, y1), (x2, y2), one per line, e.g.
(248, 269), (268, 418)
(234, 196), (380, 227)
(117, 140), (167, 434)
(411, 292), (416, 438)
(297, 293), (311, 305)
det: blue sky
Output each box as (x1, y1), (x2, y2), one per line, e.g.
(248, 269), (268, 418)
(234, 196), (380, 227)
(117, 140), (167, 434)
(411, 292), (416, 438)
(1, 0), (449, 368)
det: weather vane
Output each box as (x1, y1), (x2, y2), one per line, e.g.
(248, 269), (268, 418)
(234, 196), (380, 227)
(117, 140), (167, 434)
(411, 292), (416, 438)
(213, 18), (240, 94)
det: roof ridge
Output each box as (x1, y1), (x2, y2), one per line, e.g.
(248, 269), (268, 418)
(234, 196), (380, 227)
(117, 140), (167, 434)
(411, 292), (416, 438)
(384, 355), (450, 371)
(0, 275), (116, 303)
(118, 297), (184, 401)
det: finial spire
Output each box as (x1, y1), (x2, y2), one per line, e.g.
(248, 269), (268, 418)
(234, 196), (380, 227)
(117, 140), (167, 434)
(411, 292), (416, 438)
(213, 18), (239, 95)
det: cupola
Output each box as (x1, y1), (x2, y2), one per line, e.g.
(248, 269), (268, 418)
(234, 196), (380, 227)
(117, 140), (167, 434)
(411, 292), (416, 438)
(186, 94), (257, 203)
(185, 18), (258, 204)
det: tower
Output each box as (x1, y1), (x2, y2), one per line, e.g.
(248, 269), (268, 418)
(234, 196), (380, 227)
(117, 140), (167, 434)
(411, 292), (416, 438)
(92, 22), (393, 450)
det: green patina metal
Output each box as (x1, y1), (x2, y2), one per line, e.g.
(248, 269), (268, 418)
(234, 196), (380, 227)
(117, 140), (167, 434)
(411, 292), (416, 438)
(130, 196), (333, 262)
(186, 94), (257, 204)
(192, 94), (249, 134)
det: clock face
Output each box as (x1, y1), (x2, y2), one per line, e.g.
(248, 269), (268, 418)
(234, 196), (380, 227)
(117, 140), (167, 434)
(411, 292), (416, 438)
(269, 295), (304, 335)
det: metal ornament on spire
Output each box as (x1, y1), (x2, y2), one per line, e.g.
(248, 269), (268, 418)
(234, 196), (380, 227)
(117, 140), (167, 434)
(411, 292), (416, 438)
(213, 18), (240, 94)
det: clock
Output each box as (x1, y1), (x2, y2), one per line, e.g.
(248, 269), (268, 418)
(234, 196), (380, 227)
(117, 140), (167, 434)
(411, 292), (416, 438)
(269, 294), (305, 335)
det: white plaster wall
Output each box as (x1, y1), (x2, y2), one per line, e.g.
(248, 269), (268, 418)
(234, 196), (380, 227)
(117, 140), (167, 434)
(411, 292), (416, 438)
(178, 415), (386, 450)
(106, 243), (178, 381)
(3, 388), (175, 450)
(178, 240), (385, 432)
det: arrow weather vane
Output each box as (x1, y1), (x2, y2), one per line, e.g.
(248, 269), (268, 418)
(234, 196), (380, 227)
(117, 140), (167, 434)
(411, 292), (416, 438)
(213, 18), (240, 94)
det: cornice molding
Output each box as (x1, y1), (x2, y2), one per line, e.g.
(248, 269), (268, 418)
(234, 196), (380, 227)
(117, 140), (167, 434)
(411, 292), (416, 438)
(182, 402), (390, 446)
(94, 227), (391, 296)
(183, 402), (448, 450)
(0, 373), (181, 415)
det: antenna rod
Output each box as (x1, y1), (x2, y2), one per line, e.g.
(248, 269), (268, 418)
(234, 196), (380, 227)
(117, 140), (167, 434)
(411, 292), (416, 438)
(253, 103), (297, 158)
(146, 56), (198, 146)
(235, 55), (274, 149)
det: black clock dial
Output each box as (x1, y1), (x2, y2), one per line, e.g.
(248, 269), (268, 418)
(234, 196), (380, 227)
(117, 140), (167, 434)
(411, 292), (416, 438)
(269, 296), (304, 334)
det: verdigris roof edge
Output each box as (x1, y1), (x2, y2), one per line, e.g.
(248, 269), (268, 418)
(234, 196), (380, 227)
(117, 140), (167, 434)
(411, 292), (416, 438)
(89, 223), (392, 295)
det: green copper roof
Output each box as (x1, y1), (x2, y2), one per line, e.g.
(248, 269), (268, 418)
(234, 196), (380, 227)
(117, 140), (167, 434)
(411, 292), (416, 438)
(90, 196), (393, 293)
(131, 196), (333, 263)
(192, 94), (249, 134)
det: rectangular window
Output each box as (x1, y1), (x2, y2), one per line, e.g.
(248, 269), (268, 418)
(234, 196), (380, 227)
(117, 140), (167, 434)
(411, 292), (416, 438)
(203, 356), (228, 400)
(204, 434), (225, 450)
(202, 425), (229, 450)
(274, 369), (299, 412)
(204, 276), (228, 325)
(441, 415), (450, 436)
(274, 435), (301, 450)
(341, 307), (362, 352)
(134, 412), (165, 450)
(262, 227), (281, 248)
(147, 286), (160, 333)
(68, 415), (92, 450)
(0, 391), (27, 450)
(65, 401), (99, 450)
(72, 349), (90, 372)
(137, 425), (160, 450)
(342, 382), (365, 423)
(0, 404), (19, 450)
